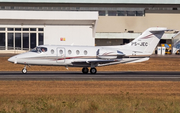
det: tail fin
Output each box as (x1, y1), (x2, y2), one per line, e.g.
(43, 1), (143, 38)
(124, 27), (172, 55)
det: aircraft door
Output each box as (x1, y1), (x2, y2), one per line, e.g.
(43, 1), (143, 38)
(56, 48), (65, 63)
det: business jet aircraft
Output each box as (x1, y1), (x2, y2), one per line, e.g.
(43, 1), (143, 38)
(8, 27), (172, 74)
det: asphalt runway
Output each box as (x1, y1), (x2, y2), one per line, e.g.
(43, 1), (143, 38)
(0, 71), (180, 81)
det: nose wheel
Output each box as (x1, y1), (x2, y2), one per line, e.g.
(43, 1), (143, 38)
(22, 65), (28, 74)
(22, 68), (27, 74)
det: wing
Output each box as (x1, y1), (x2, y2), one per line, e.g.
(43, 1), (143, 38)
(72, 59), (121, 67)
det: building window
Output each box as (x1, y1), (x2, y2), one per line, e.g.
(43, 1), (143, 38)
(8, 33), (14, 50)
(30, 33), (36, 49)
(8, 28), (14, 31)
(38, 33), (44, 45)
(117, 11), (126, 16)
(15, 33), (21, 50)
(38, 28), (44, 31)
(30, 28), (36, 31)
(0, 28), (5, 31)
(173, 8), (177, 10)
(108, 11), (117, 16)
(99, 11), (105, 16)
(127, 11), (136, 16)
(23, 33), (29, 50)
(15, 28), (21, 31)
(136, 11), (144, 16)
(0, 33), (5, 50)
(23, 28), (29, 31)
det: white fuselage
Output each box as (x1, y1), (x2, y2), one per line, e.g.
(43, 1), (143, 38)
(8, 45), (149, 67)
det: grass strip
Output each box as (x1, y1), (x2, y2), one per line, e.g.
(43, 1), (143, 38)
(0, 81), (179, 112)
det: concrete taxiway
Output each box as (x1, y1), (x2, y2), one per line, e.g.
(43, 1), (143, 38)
(0, 71), (180, 81)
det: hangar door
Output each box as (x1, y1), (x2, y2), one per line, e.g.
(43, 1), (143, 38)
(44, 25), (94, 46)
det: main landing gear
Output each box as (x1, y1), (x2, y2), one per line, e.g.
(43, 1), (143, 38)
(82, 67), (97, 74)
(82, 67), (89, 74)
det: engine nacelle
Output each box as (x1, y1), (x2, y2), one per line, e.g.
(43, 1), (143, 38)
(97, 48), (124, 59)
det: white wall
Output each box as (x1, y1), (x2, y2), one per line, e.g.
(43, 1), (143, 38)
(44, 25), (94, 46)
(0, 11), (98, 21)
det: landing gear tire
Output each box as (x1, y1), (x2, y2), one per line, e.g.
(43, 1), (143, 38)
(82, 67), (89, 74)
(90, 68), (97, 74)
(22, 68), (27, 74)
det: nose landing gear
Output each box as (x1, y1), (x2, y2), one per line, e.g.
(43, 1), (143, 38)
(22, 66), (27, 74)
(22, 65), (30, 74)
(82, 67), (97, 74)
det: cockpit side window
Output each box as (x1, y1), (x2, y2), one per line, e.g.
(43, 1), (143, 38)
(30, 48), (37, 52)
(41, 47), (47, 52)
(30, 47), (47, 53)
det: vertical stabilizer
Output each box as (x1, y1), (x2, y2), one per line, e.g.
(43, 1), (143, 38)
(124, 27), (171, 55)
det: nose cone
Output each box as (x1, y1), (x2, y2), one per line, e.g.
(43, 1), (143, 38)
(8, 56), (17, 64)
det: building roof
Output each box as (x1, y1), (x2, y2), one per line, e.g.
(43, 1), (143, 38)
(0, 0), (179, 4)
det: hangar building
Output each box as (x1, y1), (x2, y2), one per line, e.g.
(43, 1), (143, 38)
(0, 10), (98, 53)
(0, 0), (180, 53)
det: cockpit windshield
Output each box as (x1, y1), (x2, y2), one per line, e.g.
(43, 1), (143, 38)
(30, 47), (47, 53)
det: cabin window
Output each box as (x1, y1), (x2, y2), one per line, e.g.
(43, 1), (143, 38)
(51, 49), (54, 54)
(76, 50), (80, 55)
(68, 50), (72, 55)
(84, 50), (87, 55)
(59, 50), (63, 54)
